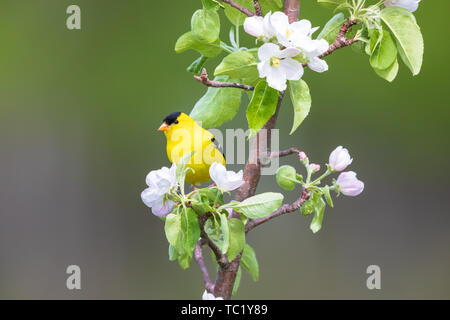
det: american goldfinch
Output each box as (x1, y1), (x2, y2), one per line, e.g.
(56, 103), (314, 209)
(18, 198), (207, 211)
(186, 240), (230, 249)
(158, 112), (225, 185)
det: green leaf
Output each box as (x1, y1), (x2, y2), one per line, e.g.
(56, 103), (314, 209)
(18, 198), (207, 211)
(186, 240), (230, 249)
(322, 185), (334, 208)
(164, 213), (183, 252)
(246, 81), (279, 139)
(176, 151), (195, 195)
(226, 192), (284, 219)
(259, 0), (283, 14)
(227, 218), (245, 261)
(317, 13), (346, 44)
(288, 79), (312, 135)
(175, 31), (222, 58)
(214, 51), (259, 79)
(177, 252), (192, 270)
(380, 7), (423, 75)
(241, 244), (259, 281)
(310, 196), (326, 234)
(190, 76), (243, 128)
(301, 197), (315, 217)
(191, 9), (220, 43)
(202, 0), (223, 10)
(374, 58), (399, 82)
(370, 30), (397, 70)
(224, 0), (253, 26)
(232, 267), (242, 296)
(219, 213), (230, 254)
(276, 165), (298, 191)
(168, 244), (178, 261)
(317, 0), (347, 9)
(182, 208), (201, 258)
(187, 55), (208, 74)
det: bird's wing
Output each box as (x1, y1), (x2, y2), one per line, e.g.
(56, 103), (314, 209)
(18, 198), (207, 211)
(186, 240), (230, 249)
(210, 137), (225, 160)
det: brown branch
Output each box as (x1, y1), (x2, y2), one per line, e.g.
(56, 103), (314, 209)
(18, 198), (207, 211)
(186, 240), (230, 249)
(194, 68), (255, 91)
(319, 19), (359, 59)
(194, 241), (214, 293)
(221, 0), (255, 16)
(245, 190), (310, 233)
(269, 147), (300, 159)
(253, 0), (262, 16)
(284, 0), (300, 23)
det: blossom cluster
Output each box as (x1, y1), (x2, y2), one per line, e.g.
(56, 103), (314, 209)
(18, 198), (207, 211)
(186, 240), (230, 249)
(244, 12), (329, 91)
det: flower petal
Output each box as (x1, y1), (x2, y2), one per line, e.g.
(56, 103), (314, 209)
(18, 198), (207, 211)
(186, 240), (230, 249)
(308, 57), (328, 73)
(279, 58), (304, 80)
(244, 16), (264, 37)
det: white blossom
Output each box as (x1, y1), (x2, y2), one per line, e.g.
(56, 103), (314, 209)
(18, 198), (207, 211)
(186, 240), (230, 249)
(336, 171), (364, 197)
(384, 0), (421, 12)
(257, 43), (303, 91)
(243, 12), (276, 41)
(141, 164), (177, 217)
(202, 290), (224, 300)
(329, 146), (353, 172)
(209, 162), (244, 192)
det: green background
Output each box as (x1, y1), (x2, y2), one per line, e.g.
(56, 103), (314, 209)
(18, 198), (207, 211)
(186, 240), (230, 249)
(0, 0), (448, 299)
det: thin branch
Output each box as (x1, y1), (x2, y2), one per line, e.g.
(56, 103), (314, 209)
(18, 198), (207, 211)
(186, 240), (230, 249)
(253, 0), (262, 16)
(268, 147), (300, 159)
(194, 241), (214, 293)
(245, 190), (310, 233)
(284, 0), (301, 23)
(319, 19), (359, 59)
(221, 0), (255, 16)
(194, 68), (255, 91)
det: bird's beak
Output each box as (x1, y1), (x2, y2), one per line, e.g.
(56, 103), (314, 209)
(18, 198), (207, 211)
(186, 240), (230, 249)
(158, 122), (170, 131)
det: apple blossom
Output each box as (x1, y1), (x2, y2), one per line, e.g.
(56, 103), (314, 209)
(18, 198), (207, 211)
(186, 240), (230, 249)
(384, 0), (421, 12)
(202, 290), (224, 300)
(141, 164), (177, 217)
(257, 42), (303, 91)
(243, 12), (276, 42)
(310, 163), (321, 173)
(336, 171), (364, 197)
(209, 162), (244, 192)
(329, 146), (353, 172)
(299, 151), (307, 161)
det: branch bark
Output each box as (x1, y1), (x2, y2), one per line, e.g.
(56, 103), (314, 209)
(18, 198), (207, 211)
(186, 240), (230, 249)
(319, 19), (358, 59)
(194, 241), (214, 293)
(245, 190), (310, 233)
(212, 0), (301, 300)
(253, 0), (262, 16)
(194, 68), (255, 91)
(221, 0), (255, 16)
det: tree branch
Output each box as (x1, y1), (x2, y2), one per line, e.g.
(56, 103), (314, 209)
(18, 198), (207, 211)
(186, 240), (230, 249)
(221, 0), (255, 16)
(319, 19), (359, 59)
(194, 68), (255, 91)
(268, 147), (300, 159)
(194, 241), (214, 293)
(253, 0), (262, 16)
(245, 189), (310, 233)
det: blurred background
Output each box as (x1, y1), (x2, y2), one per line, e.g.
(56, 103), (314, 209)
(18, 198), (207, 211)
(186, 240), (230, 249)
(0, 0), (448, 299)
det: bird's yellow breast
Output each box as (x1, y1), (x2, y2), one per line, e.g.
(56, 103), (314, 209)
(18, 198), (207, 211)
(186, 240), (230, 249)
(164, 113), (225, 185)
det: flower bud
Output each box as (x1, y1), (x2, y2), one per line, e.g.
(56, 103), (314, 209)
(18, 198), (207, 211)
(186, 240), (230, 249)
(336, 171), (364, 197)
(310, 163), (321, 173)
(329, 146), (353, 172)
(298, 151), (307, 161)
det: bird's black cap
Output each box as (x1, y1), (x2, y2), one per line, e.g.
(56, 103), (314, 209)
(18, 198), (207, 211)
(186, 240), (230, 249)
(163, 112), (181, 125)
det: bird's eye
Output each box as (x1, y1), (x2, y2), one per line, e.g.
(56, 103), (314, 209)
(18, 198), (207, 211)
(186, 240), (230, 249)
(174, 120), (179, 124)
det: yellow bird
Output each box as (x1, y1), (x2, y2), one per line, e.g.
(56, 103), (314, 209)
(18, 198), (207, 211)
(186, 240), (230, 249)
(158, 112), (226, 185)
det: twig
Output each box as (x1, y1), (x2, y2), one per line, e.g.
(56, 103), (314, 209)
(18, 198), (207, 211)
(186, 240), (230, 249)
(268, 147), (300, 159)
(319, 19), (359, 59)
(194, 241), (214, 293)
(245, 190), (310, 233)
(194, 68), (255, 91)
(221, 0), (255, 17)
(253, 0), (262, 16)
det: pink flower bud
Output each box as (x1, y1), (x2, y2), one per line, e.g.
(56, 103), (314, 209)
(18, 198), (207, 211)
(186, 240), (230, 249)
(299, 151), (307, 161)
(336, 171), (364, 197)
(329, 146), (353, 172)
(310, 163), (320, 173)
